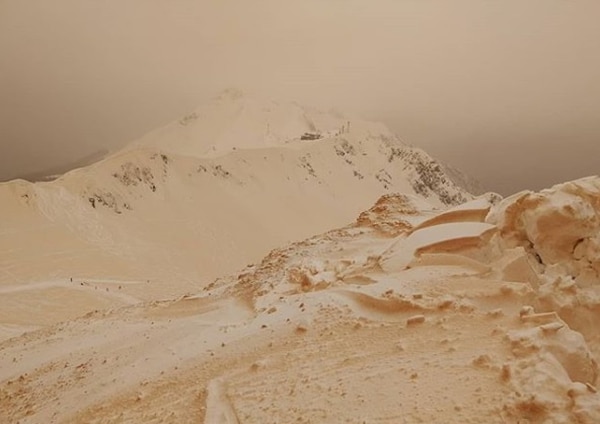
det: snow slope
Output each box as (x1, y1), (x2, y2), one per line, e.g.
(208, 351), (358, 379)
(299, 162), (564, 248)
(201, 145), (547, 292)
(125, 88), (390, 157)
(2, 177), (600, 423)
(0, 91), (471, 340)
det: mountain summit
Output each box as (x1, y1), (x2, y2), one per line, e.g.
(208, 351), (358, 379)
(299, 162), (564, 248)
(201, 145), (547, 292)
(127, 88), (394, 157)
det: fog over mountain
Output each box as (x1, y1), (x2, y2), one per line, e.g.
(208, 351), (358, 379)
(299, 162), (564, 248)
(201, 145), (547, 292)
(2, 0), (599, 194)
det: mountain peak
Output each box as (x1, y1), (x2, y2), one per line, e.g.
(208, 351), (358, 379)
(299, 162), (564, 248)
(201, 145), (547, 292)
(126, 92), (392, 158)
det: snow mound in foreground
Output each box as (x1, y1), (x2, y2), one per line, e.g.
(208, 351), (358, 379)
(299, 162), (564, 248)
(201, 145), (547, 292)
(488, 176), (600, 286)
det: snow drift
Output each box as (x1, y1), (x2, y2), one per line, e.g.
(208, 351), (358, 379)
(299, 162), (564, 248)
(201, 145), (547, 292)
(2, 176), (600, 423)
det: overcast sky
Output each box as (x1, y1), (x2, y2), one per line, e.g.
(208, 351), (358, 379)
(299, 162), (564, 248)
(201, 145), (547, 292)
(1, 0), (599, 194)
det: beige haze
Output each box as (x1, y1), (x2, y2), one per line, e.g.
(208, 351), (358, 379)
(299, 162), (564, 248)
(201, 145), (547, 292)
(1, 0), (599, 194)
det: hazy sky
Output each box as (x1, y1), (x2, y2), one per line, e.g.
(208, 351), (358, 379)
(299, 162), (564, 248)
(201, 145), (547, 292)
(1, 0), (599, 194)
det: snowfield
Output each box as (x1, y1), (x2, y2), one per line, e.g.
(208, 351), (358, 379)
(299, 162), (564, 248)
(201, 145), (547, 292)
(1, 92), (599, 423)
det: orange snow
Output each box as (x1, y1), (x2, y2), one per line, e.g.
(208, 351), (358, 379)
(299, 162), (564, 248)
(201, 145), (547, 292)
(1, 176), (600, 423)
(0, 93), (469, 341)
(2, 93), (599, 423)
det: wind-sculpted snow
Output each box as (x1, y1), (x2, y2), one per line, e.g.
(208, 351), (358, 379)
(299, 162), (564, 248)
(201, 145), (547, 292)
(2, 178), (600, 423)
(488, 176), (600, 286)
(483, 177), (600, 421)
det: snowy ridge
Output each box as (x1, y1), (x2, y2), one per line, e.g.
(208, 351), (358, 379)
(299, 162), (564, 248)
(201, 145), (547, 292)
(0, 92), (471, 295)
(125, 88), (379, 157)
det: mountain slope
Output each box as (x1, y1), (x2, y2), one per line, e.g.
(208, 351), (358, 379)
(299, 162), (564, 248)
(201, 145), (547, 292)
(0, 92), (472, 340)
(1, 177), (599, 423)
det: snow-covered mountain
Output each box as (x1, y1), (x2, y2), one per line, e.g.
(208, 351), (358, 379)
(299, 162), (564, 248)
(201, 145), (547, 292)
(2, 91), (599, 421)
(0, 91), (475, 339)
